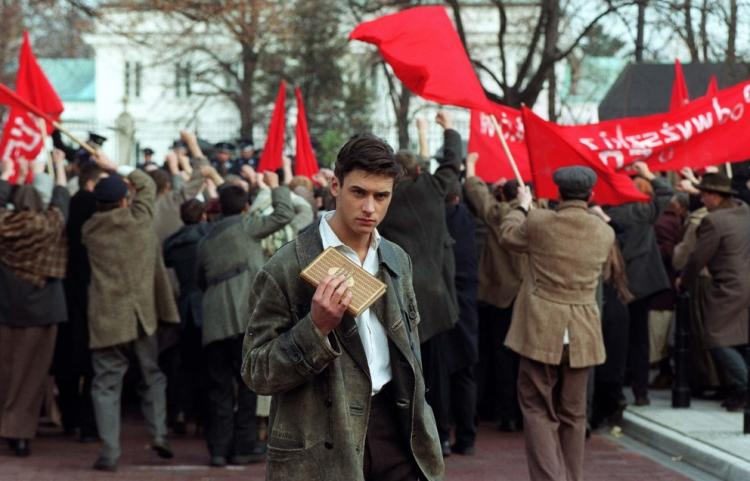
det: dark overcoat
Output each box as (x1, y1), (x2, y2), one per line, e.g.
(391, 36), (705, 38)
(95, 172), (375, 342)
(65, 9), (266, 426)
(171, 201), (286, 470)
(444, 202), (479, 373)
(377, 129), (462, 342)
(683, 200), (750, 348)
(242, 222), (444, 481)
(605, 177), (673, 301)
(0, 183), (69, 328)
(163, 222), (211, 327)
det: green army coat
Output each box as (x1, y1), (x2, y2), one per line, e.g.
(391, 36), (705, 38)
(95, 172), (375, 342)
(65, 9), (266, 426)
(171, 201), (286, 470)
(242, 222), (444, 481)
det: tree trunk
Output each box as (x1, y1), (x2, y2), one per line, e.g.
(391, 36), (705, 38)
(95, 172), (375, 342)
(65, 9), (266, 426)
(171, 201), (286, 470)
(547, 66), (557, 122)
(239, 43), (256, 140)
(684, 0), (700, 62)
(518, 0), (560, 108)
(635, 0), (647, 62)
(396, 86), (412, 150)
(726, 0), (737, 64)
(699, 0), (709, 62)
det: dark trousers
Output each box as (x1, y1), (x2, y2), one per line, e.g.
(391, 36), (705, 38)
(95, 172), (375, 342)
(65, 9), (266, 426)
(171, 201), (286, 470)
(518, 351), (589, 481)
(363, 384), (421, 481)
(178, 322), (206, 426)
(55, 372), (96, 436)
(421, 333), (450, 443)
(477, 302), (521, 423)
(449, 365), (477, 448)
(712, 345), (748, 392)
(627, 297), (651, 397)
(204, 335), (258, 457)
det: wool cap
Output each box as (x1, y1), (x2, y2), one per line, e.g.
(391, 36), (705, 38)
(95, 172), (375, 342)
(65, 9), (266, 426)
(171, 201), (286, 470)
(553, 166), (597, 197)
(93, 175), (128, 203)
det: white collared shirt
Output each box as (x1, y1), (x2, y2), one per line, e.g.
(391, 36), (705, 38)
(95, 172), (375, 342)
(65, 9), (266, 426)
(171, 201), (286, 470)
(319, 211), (392, 396)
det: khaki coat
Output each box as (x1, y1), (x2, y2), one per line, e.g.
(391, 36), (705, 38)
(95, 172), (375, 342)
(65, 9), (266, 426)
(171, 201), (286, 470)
(500, 201), (615, 368)
(83, 170), (179, 349)
(464, 177), (524, 309)
(242, 223), (444, 481)
(682, 200), (750, 348)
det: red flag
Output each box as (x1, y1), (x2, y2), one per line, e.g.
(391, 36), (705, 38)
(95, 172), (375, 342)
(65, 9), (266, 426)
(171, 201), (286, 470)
(522, 107), (649, 206)
(0, 83), (56, 120)
(293, 87), (319, 178)
(0, 32), (64, 183)
(554, 80), (750, 173)
(669, 60), (689, 111)
(349, 6), (491, 111)
(257, 81), (286, 173)
(467, 105), (531, 183)
(705, 75), (718, 97)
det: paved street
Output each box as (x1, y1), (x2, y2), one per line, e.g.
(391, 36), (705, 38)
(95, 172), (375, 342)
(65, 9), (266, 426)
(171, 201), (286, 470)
(0, 414), (701, 481)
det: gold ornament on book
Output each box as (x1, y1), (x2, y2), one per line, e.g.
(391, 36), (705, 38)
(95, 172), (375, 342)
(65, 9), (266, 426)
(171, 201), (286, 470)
(300, 247), (387, 317)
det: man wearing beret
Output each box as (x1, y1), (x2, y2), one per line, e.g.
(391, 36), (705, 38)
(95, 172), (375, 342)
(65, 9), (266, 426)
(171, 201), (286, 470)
(82, 169), (180, 471)
(681, 172), (750, 412)
(500, 166), (615, 481)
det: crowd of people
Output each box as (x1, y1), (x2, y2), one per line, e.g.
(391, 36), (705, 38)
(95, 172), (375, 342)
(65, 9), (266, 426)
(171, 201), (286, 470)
(0, 109), (749, 481)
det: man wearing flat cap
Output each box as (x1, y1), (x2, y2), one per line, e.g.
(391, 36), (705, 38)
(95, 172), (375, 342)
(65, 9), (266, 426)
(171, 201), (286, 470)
(681, 172), (750, 412)
(82, 169), (179, 471)
(499, 166), (615, 481)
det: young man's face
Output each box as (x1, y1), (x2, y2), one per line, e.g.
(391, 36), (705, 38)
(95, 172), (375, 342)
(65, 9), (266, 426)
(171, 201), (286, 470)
(331, 169), (394, 236)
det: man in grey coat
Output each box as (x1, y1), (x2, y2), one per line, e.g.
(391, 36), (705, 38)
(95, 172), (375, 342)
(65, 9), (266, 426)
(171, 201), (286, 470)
(681, 173), (750, 412)
(242, 134), (443, 481)
(196, 172), (294, 466)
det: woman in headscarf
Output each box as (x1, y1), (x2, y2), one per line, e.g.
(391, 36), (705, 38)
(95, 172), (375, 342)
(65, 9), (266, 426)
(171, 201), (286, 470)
(0, 153), (70, 457)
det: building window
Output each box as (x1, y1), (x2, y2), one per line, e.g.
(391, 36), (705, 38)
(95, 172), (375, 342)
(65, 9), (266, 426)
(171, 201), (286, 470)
(124, 61), (142, 99)
(175, 62), (192, 97)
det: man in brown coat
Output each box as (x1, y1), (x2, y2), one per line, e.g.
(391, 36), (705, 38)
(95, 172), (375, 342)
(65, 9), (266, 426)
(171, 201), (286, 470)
(500, 166), (614, 481)
(83, 169), (179, 471)
(681, 173), (750, 411)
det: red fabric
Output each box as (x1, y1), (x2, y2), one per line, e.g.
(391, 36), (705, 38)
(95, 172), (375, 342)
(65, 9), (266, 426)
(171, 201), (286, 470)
(293, 87), (319, 178)
(704, 75), (718, 97)
(670, 60), (689, 111)
(522, 107), (649, 206)
(553, 80), (750, 173)
(0, 32), (63, 184)
(349, 6), (491, 112)
(467, 105), (531, 183)
(257, 81), (286, 173)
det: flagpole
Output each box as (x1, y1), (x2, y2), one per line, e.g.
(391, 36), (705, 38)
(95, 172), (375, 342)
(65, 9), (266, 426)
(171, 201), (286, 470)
(490, 114), (525, 189)
(36, 118), (54, 175)
(726, 163), (733, 179)
(51, 121), (97, 155)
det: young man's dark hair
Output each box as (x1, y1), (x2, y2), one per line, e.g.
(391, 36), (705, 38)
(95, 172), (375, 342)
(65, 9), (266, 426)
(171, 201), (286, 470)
(149, 169), (172, 195)
(334, 133), (402, 183)
(218, 185), (248, 216)
(78, 164), (106, 191)
(180, 199), (206, 225)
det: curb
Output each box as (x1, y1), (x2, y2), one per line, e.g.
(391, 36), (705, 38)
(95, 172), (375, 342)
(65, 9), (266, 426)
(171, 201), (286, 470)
(621, 410), (750, 481)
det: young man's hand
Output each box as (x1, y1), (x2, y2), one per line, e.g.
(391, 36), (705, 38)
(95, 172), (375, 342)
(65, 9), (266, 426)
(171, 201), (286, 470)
(311, 275), (353, 336)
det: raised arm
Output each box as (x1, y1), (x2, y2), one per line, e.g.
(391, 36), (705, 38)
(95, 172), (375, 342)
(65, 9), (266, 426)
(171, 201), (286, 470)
(499, 185), (533, 253)
(128, 169), (157, 222)
(246, 172), (295, 239)
(432, 110), (462, 195)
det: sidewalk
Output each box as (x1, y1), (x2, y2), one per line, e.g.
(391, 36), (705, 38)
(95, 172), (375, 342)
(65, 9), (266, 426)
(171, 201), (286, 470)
(621, 390), (750, 481)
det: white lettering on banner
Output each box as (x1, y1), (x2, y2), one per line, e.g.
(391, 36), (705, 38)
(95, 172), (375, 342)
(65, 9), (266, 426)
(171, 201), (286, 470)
(479, 112), (525, 143)
(1, 113), (42, 162)
(575, 84), (750, 168)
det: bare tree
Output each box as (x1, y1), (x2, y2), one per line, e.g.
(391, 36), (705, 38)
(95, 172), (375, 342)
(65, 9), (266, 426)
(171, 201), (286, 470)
(634, 0), (647, 62)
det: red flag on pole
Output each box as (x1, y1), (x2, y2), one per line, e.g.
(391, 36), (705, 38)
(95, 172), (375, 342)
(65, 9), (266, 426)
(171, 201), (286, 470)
(704, 75), (719, 97)
(349, 6), (491, 111)
(257, 81), (286, 173)
(293, 87), (319, 178)
(467, 105), (531, 183)
(522, 107), (649, 206)
(669, 60), (689, 111)
(0, 32), (64, 183)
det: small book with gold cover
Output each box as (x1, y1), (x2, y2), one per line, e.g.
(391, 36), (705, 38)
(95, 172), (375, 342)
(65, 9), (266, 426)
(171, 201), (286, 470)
(300, 247), (387, 317)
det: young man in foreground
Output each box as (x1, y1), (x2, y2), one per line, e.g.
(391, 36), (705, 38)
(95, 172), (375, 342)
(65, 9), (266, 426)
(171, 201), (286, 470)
(242, 134), (444, 481)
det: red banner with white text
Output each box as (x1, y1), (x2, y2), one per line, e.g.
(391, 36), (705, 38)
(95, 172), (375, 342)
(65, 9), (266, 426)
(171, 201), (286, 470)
(468, 105), (531, 183)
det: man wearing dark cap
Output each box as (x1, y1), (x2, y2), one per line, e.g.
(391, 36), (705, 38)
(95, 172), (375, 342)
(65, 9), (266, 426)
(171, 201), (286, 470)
(500, 166), (615, 481)
(212, 141), (237, 177)
(235, 140), (257, 170)
(681, 172), (750, 412)
(82, 169), (180, 471)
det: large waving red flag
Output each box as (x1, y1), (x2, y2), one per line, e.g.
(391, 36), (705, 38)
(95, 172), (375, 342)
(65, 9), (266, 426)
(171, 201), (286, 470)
(293, 87), (319, 178)
(0, 32), (64, 183)
(349, 6), (491, 111)
(522, 107), (649, 206)
(257, 81), (286, 173)
(670, 60), (689, 111)
(467, 104), (530, 183)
